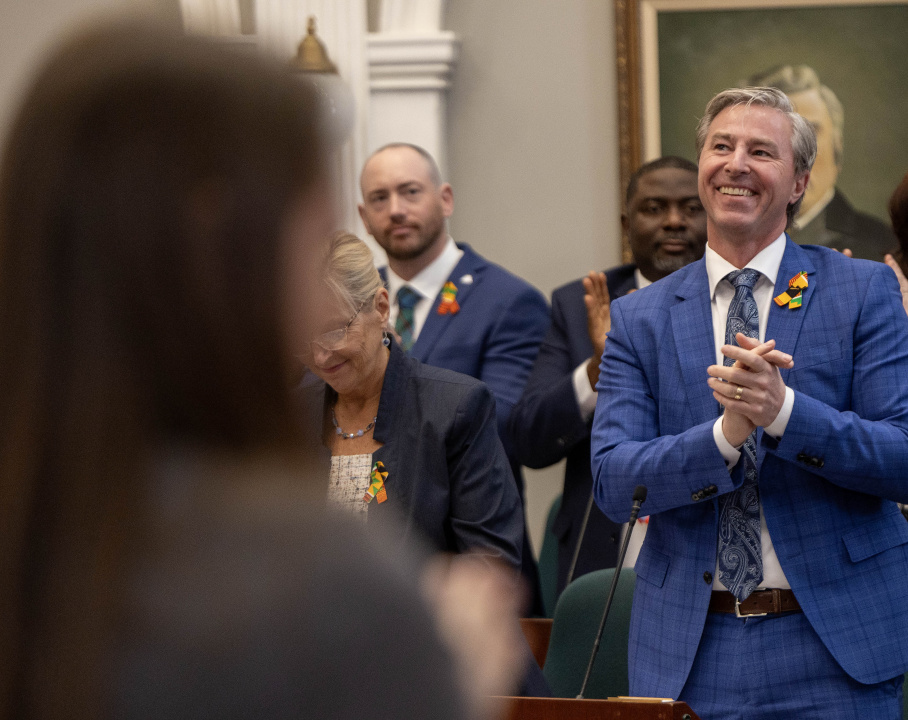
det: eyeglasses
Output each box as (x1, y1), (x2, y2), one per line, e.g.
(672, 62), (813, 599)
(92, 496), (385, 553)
(305, 299), (368, 354)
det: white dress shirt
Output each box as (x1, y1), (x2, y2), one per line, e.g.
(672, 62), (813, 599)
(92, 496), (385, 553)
(705, 232), (795, 591)
(385, 237), (464, 341)
(575, 270), (655, 567)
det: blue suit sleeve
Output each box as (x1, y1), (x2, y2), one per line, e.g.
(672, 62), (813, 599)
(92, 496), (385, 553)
(448, 381), (524, 570)
(509, 291), (589, 468)
(763, 262), (908, 502)
(478, 284), (550, 450)
(591, 299), (736, 522)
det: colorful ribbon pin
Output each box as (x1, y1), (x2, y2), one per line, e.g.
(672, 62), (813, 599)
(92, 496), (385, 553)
(363, 461), (388, 504)
(437, 281), (460, 315)
(774, 270), (808, 309)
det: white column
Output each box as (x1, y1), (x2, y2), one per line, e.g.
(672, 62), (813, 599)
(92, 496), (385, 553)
(180, 0), (242, 35)
(254, 0), (370, 236)
(378, 0), (446, 34)
(366, 0), (457, 177)
(366, 31), (458, 176)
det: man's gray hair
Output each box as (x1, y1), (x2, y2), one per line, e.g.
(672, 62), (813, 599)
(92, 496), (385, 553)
(745, 64), (844, 168)
(695, 87), (817, 227)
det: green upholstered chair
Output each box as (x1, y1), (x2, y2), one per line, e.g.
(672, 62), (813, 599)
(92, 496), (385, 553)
(537, 494), (562, 618)
(542, 566), (636, 699)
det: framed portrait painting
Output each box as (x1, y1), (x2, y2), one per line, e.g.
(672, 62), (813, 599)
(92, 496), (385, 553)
(615, 0), (908, 260)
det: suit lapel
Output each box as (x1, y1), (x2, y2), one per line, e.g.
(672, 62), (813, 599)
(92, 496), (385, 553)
(765, 237), (816, 386)
(671, 262), (721, 424)
(367, 343), (408, 521)
(410, 244), (482, 361)
(607, 265), (638, 299)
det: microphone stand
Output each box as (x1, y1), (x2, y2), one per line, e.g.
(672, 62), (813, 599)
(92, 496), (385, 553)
(576, 485), (647, 699)
(565, 491), (595, 587)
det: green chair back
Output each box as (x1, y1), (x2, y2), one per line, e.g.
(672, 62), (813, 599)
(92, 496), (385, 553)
(543, 566), (635, 699)
(537, 494), (562, 618)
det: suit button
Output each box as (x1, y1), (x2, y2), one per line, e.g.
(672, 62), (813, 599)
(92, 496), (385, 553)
(691, 491), (700, 501)
(797, 452), (807, 463)
(707, 485), (717, 495)
(703, 571), (713, 584)
(814, 458), (825, 468)
(556, 437), (566, 448)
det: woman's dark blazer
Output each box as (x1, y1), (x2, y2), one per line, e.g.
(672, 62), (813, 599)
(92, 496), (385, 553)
(299, 340), (524, 570)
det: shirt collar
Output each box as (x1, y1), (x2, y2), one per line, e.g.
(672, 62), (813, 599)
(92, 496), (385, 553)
(634, 267), (653, 290)
(705, 232), (787, 300)
(385, 236), (463, 303)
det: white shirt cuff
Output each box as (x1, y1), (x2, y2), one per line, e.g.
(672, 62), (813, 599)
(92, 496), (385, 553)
(573, 361), (598, 421)
(713, 416), (741, 468)
(764, 386), (795, 439)
(712, 385), (795, 468)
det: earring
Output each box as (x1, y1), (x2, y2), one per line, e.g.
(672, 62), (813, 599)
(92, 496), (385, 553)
(382, 332), (391, 348)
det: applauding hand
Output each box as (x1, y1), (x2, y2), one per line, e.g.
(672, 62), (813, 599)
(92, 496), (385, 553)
(583, 271), (612, 389)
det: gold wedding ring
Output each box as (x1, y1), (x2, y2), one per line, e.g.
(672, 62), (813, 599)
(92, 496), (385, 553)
(734, 386), (744, 401)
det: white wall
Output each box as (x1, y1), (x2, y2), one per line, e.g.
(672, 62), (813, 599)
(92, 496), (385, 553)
(0, 0), (181, 144)
(444, 1), (622, 555)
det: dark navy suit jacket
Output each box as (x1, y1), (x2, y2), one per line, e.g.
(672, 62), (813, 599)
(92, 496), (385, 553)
(510, 264), (636, 595)
(301, 340), (523, 570)
(381, 242), (549, 612)
(382, 243), (549, 460)
(792, 188), (896, 261)
(593, 239), (908, 696)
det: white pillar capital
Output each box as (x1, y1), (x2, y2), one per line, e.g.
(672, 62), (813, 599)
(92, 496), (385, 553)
(367, 31), (459, 92)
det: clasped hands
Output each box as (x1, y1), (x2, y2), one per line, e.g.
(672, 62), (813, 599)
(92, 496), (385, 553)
(707, 333), (793, 448)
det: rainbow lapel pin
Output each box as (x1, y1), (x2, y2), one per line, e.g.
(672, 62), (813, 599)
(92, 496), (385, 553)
(363, 461), (388, 504)
(774, 271), (808, 309)
(437, 281), (460, 315)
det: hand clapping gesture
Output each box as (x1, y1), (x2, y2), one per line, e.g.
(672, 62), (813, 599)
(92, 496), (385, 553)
(583, 271), (612, 389)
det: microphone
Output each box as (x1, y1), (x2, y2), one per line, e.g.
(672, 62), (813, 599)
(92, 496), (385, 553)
(565, 491), (595, 587)
(576, 485), (647, 699)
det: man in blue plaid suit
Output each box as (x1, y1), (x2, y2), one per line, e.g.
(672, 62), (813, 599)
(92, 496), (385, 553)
(592, 87), (908, 719)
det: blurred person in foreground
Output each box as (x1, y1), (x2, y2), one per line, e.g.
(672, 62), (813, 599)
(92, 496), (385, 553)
(0, 21), (520, 720)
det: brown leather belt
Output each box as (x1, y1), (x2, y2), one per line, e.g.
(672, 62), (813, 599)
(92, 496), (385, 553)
(709, 589), (801, 617)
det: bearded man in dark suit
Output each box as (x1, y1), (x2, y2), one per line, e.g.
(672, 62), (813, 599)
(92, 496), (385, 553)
(510, 156), (707, 598)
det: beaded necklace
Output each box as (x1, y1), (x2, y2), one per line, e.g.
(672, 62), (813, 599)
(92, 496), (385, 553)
(331, 408), (377, 439)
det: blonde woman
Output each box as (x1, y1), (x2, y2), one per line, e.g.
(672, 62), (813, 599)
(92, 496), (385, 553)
(298, 233), (524, 568)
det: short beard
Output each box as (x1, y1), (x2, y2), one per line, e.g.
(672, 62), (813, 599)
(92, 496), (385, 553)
(382, 232), (436, 261)
(652, 248), (697, 277)
(381, 213), (446, 262)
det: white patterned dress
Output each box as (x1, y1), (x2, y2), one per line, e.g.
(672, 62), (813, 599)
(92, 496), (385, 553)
(327, 454), (373, 522)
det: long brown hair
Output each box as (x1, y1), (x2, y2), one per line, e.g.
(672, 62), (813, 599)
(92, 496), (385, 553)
(0, 21), (328, 718)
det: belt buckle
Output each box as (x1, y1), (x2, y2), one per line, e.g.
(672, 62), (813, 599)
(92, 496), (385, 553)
(735, 597), (767, 618)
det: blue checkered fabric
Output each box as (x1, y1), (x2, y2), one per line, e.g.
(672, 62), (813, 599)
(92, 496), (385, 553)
(591, 238), (908, 699)
(679, 612), (902, 720)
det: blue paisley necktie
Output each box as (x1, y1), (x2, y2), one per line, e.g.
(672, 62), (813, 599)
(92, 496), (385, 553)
(717, 268), (763, 601)
(395, 286), (420, 351)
